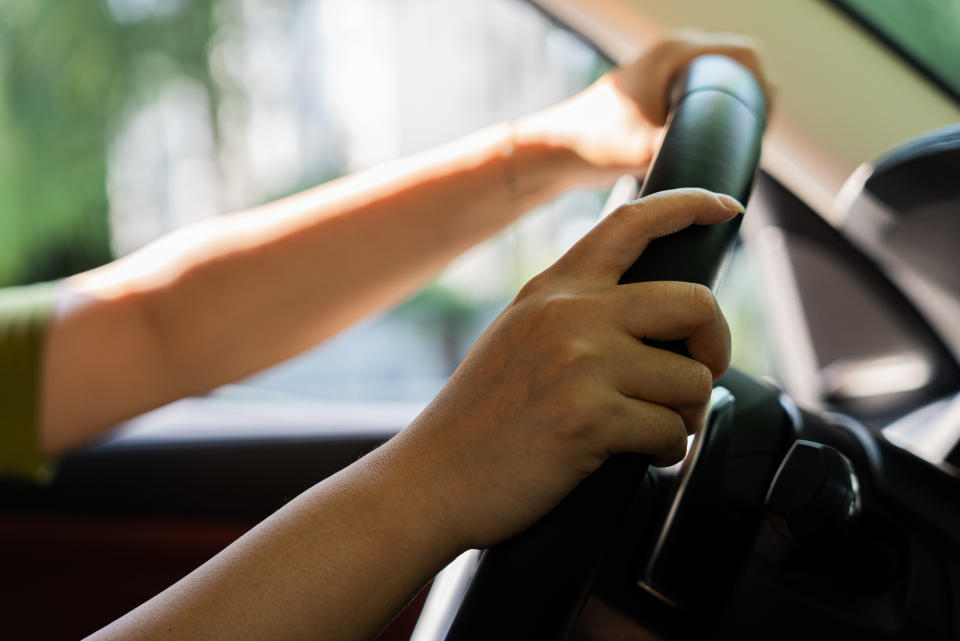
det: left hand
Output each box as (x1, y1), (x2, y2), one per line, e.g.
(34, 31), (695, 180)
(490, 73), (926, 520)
(520, 29), (774, 184)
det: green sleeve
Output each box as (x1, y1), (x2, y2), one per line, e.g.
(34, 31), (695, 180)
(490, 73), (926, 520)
(0, 282), (58, 481)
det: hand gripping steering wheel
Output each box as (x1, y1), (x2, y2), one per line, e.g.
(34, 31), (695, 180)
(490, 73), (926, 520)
(411, 54), (767, 641)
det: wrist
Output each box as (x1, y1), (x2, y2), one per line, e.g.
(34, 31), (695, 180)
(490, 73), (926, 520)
(362, 431), (472, 563)
(511, 112), (597, 190)
(514, 81), (658, 187)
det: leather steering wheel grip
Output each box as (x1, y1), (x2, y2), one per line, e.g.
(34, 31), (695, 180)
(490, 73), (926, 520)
(622, 53), (766, 287)
(429, 55), (767, 641)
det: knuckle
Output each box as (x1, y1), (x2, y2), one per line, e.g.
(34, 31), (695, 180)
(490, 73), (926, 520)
(718, 342), (732, 374)
(556, 392), (601, 441)
(709, 315), (733, 375)
(542, 339), (597, 382)
(610, 202), (633, 217)
(683, 282), (717, 320)
(667, 409), (687, 435)
(607, 202), (638, 228)
(670, 422), (688, 453)
(661, 413), (689, 457)
(686, 410), (708, 436)
(691, 362), (714, 401)
(535, 291), (590, 325)
(559, 339), (597, 370)
(650, 411), (689, 467)
(681, 399), (708, 433)
(516, 271), (550, 301)
(611, 199), (648, 223)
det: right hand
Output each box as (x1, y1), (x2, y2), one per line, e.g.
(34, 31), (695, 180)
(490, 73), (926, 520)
(389, 188), (741, 551)
(520, 29), (774, 185)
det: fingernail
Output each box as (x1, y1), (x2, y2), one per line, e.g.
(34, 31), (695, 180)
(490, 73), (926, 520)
(716, 194), (745, 215)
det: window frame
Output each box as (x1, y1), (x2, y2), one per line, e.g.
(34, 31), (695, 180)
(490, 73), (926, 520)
(825, 0), (960, 104)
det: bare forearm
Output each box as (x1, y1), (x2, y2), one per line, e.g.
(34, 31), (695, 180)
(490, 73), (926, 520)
(85, 188), (739, 641)
(89, 441), (462, 641)
(41, 120), (586, 454)
(143, 121), (583, 390)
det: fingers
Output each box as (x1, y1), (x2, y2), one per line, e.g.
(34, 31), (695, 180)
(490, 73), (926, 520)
(604, 396), (689, 467)
(595, 280), (730, 437)
(680, 38), (777, 115)
(610, 281), (732, 379)
(618, 28), (777, 126)
(554, 188), (742, 282)
(538, 282), (728, 437)
(604, 334), (716, 434)
(505, 189), (735, 476)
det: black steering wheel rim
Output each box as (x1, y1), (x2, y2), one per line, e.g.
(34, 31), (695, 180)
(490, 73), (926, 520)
(413, 54), (768, 641)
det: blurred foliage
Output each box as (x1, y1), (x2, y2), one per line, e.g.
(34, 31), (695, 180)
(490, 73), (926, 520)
(395, 283), (482, 369)
(0, 0), (217, 286)
(397, 284), (478, 322)
(835, 0), (960, 97)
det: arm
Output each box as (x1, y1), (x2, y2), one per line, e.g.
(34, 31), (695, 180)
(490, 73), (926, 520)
(89, 188), (741, 641)
(40, 119), (588, 456)
(39, 30), (770, 457)
(81, 30), (770, 641)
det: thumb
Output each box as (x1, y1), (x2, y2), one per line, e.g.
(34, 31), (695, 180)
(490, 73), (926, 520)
(555, 188), (743, 281)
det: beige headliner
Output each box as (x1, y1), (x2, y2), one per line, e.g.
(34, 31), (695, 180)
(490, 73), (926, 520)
(533, 0), (960, 219)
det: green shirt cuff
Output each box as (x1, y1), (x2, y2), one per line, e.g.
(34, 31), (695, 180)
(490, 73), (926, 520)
(0, 282), (58, 482)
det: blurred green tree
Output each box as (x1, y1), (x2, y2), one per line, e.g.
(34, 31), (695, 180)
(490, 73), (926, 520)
(0, 0), (216, 286)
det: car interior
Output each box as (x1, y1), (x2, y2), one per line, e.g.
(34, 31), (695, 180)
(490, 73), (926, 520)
(2, 0), (959, 639)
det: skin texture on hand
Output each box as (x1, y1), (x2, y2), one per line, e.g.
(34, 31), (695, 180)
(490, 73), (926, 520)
(39, 120), (584, 456)
(39, 30), (771, 459)
(88, 189), (738, 641)
(617, 29), (775, 128)
(384, 188), (739, 551)
(61, 29), (764, 641)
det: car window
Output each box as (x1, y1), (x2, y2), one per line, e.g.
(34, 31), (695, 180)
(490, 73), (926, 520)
(219, 0), (614, 403)
(831, 0), (960, 99)
(1, 0), (613, 405)
(2, 0), (773, 410)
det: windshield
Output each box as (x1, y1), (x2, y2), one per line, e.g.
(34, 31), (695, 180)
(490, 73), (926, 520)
(832, 0), (960, 99)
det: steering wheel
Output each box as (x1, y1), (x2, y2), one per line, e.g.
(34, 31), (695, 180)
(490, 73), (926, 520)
(410, 54), (768, 641)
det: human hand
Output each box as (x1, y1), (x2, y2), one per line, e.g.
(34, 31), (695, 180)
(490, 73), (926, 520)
(390, 188), (739, 551)
(521, 29), (774, 184)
